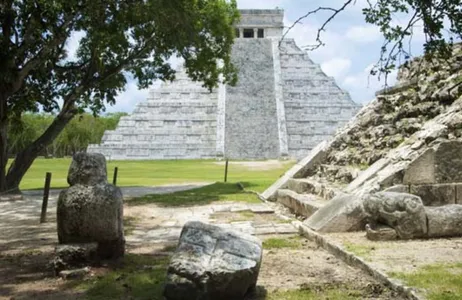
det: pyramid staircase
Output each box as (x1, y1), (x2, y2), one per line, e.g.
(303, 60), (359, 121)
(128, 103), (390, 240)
(279, 40), (360, 158)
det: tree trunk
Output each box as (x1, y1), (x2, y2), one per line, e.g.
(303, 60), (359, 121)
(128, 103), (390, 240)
(6, 109), (76, 192)
(0, 95), (8, 193)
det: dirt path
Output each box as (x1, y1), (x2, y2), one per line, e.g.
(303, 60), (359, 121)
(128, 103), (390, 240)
(1, 187), (401, 300)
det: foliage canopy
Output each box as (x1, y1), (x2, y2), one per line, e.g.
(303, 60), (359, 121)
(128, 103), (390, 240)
(0, 0), (239, 191)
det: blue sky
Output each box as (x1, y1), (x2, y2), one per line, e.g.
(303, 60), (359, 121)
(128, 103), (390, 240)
(88, 0), (428, 113)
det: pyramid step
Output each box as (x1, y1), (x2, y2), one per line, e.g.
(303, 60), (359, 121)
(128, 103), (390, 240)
(276, 189), (326, 217)
(286, 178), (341, 200)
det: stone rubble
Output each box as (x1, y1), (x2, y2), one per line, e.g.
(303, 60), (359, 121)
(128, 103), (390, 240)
(263, 42), (462, 239)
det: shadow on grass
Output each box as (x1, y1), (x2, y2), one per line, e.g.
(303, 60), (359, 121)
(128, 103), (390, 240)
(69, 253), (171, 300)
(126, 182), (261, 207)
(70, 251), (268, 300)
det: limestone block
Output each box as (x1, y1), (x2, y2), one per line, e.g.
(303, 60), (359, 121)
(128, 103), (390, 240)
(260, 141), (328, 201)
(363, 192), (427, 239)
(292, 140), (329, 178)
(457, 185), (462, 204)
(383, 185), (410, 193)
(346, 158), (389, 193)
(287, 178), (322, 194)
(434, 141), (462, 183)
(67, 153), (107, 186)
(410, 184), (456, 206)
(426, 205), (462, 238)
(404, 141), (462, 184)
(304, 194), (367, 233)
(164, 221), (262, 300)
(57, 184), (125, 259)
(403, 149), (436, 184)
(276, 189), (324, 217)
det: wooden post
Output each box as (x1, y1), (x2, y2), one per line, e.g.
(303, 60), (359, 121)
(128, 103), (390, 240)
(224, 159), (229, 183)
(113, 167), (118, 186)
(40, 172), (52, 223)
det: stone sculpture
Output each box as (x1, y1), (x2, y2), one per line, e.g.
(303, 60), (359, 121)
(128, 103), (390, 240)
(363, 192), (428, 239)
(57, 153), (125, 260)
(164, 221), (262, 300)
(364, 192), (462, 240)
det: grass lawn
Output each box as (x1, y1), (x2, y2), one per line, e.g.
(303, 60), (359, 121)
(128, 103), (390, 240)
(127, 182), (263, 206)
(390, 263), (462, 300)
(17, 158), (294, 192)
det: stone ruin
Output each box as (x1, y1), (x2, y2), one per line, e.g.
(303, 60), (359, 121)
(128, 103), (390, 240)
(54, 153), (124, 274)
(88, 9), (360, 160)
(263, 43), (462, 240)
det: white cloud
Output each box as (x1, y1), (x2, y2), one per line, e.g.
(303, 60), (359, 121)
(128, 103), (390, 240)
(65, 31), (85, 61)
(106, 80), (150, 113)
(346, 25), (381, 43)
(321, 58), (352, 79)
(343, 64), (398, 103)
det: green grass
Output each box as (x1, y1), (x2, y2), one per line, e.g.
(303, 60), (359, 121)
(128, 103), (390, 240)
(127, 182), (261, 207)
(390, 263), (462, 300)
(73, 254), (169, 300)
(343, 242), (376, 259)
(17, 158), (294, 191)
(263, 236), (303, 250)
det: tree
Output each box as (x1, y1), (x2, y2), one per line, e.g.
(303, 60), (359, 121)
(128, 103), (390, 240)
(8, 113), (125, 157)
(284, 0), (462, 79)
(0, 0), (239, 192)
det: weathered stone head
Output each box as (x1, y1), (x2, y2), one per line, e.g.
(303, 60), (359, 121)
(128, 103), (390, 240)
(363, 192), (427, 239)
(68, 153), (107, 186)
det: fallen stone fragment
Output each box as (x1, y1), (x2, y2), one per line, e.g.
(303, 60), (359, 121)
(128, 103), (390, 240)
(164, 221), (262, 300)
(52, 243), (98, 274)
(304, 194), (367, 233)
(365, 224), (398, 241)
(58, 267), (90, 280)
(425, 205), (462, 238)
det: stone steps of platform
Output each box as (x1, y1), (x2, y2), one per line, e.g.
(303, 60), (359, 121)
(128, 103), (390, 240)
(286, 178), (341, 201)
(276, 189), (326, 217)
(140, 102), (217, 107)
(93, 144), (217, 150)
(282, 87), (345, 94)
(103, 129), (217, 135)
(284, 101), (355, 108)
(288, 138), (330, 150)
(125, 115), (218, 121)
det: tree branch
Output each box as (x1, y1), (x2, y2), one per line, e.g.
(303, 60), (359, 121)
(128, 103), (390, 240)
(280, 0), (355, 49)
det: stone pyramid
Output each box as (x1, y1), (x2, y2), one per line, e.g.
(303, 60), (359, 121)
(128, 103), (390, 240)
(88, 9), (360, 160)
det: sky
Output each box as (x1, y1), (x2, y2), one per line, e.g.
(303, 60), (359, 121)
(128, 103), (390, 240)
(74, 0), (430, 113)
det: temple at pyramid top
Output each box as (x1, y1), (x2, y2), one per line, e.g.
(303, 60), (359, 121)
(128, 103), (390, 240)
(88, 9), (361, 160)
(235, 9), (284, 38)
